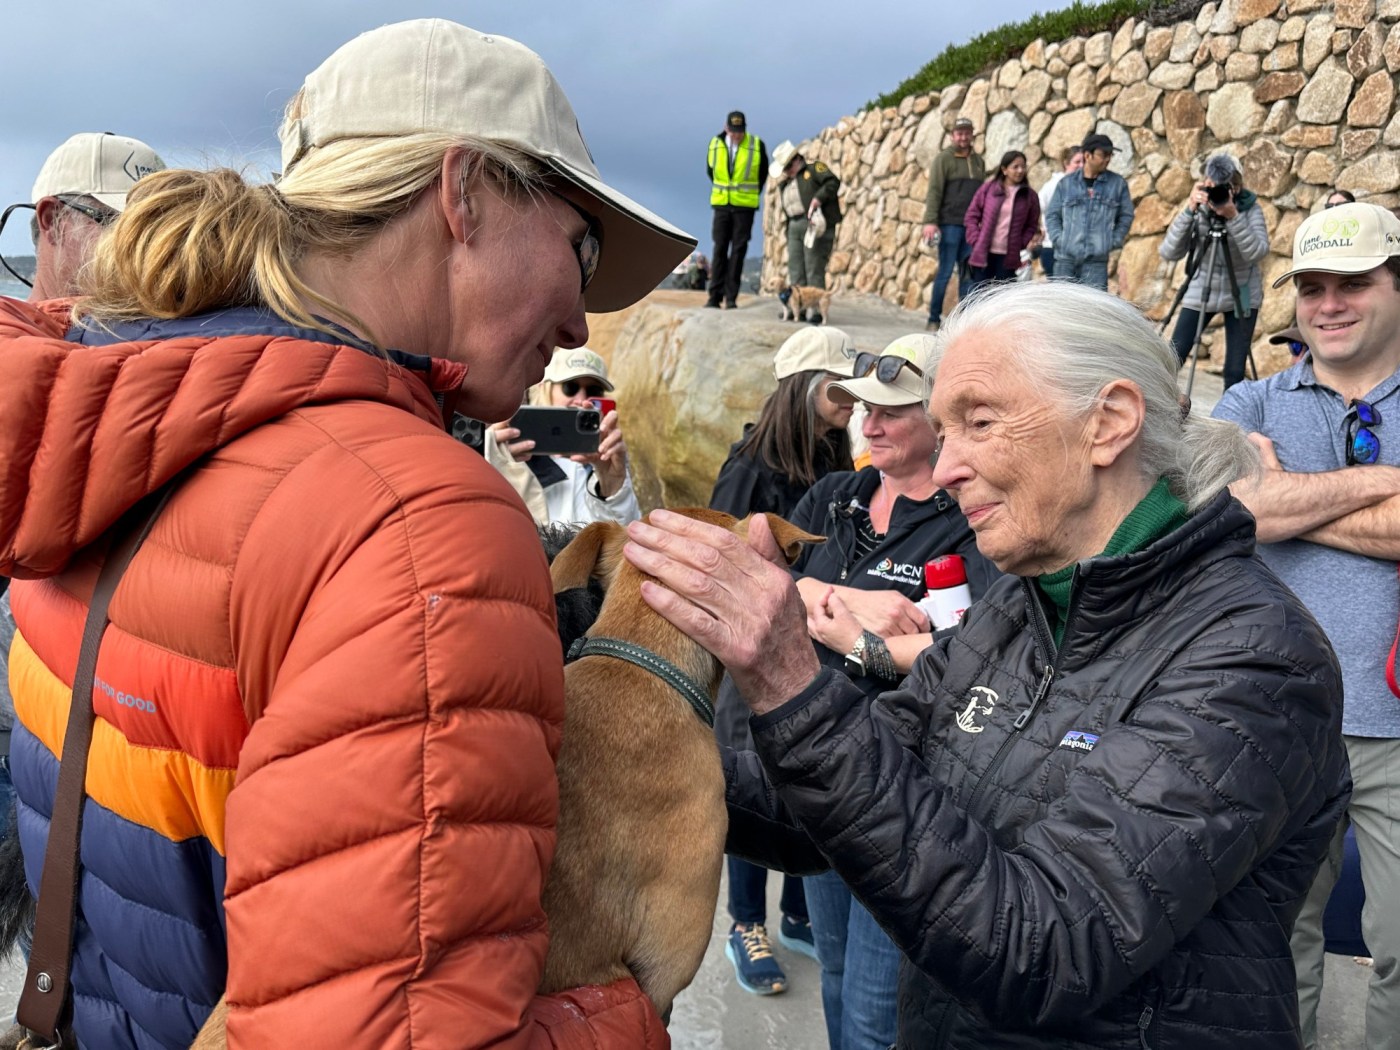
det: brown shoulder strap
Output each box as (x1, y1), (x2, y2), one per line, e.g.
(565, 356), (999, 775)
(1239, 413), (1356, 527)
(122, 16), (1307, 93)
(17, 481), (181, 1043)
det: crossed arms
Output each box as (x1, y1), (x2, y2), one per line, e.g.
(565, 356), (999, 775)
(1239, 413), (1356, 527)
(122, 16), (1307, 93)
(1233, 433), (1400, 558)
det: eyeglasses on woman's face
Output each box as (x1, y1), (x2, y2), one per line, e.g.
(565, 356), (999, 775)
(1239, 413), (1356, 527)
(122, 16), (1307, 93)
(853, 351), (925, 383)
(1344, 400), (1382, 465)
(546, 189), (601, 293)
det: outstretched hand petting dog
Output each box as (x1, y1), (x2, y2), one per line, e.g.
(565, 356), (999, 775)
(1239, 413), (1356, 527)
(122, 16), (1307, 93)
(624, 510), (820, 715)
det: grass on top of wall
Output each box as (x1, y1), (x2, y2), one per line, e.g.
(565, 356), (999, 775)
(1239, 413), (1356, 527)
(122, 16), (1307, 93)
(870, 0), (1209, 110)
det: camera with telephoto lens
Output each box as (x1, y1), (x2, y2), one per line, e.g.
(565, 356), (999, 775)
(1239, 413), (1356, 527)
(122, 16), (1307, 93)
(1206, 182), (1233, 206)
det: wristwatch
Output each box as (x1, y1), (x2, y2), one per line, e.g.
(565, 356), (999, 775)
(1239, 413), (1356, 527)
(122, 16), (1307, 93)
(843, 633), (869, 677)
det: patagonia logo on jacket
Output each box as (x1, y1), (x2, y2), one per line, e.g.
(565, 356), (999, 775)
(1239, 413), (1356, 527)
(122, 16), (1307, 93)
(1059, 730), (1099, 752)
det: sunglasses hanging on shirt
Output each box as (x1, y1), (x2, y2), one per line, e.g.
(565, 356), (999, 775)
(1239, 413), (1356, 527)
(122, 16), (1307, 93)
(1344, 400), (1382, 466)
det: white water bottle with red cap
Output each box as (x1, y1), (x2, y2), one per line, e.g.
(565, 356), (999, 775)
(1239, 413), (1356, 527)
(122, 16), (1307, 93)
(918, 554), (973, 630)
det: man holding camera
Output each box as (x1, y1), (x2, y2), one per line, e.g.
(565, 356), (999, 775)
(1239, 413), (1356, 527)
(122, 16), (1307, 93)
(1043, 132), (1133, 291)
(1159, 152), (1269, 391)
(1213, 202), (1400, 1050)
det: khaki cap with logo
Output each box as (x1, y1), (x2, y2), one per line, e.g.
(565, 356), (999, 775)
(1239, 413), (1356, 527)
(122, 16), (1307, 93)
(828, 333), (935, 407)
(1273, 202), (1400, 287)
(31, 132), (165, 212)
(543, 347), (613, 390)
(773, 327), (858, 380)
(279, 19), (696, 313)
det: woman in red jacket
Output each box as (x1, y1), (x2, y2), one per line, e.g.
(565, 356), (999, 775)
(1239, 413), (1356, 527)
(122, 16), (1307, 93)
(0, 19), (692, 1050)
(962, 150), (1042, 295)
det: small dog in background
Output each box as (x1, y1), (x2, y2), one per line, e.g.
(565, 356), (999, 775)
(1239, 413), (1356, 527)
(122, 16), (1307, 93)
(774, 283), (832, 325)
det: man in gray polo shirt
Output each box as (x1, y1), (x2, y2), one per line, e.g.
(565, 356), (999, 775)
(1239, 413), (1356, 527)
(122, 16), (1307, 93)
(1213, 202), (1400, 1050)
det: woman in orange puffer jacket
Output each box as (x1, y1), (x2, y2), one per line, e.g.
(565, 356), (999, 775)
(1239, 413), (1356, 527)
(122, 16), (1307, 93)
(0, 19), (693, 1049)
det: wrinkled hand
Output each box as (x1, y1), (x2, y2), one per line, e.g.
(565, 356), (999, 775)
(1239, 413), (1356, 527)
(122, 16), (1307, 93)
(624, 510), (821, 715)
(488, 420), (535, 462)
(572, 411), (627, 497)
(808, 587), (863, 655)
(840, 588), (929, 636)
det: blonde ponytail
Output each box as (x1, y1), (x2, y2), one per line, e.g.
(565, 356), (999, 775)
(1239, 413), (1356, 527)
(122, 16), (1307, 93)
(76, 128), (548, 344)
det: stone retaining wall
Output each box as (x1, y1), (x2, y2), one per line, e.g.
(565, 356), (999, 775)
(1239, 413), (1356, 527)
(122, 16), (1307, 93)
(762, 0), (1400, 375)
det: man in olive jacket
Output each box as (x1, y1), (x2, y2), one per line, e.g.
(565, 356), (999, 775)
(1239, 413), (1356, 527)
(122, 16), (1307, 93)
(921, 117), (985, 330)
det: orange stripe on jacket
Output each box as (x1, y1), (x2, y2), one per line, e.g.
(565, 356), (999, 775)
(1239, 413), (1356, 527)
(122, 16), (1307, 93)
(10, 631), (237, 853)
(10, 577), (247, 769)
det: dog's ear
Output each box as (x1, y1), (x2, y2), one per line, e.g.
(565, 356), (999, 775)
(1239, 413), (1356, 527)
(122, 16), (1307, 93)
(749, 513), (826, 565)
(551, 521), (628, 593)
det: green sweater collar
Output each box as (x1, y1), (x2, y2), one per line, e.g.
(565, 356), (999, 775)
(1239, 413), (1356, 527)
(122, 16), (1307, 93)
(1037, 477), (1189, 645)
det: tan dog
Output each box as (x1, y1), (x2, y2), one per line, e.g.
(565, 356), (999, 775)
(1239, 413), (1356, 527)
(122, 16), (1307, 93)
(185, 510), (820, 1043)
(542, 509), (820, 1018)
(777, 284), (832, 325)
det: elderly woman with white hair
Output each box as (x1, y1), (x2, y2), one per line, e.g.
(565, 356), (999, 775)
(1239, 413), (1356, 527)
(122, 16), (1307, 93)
(624, 281), (1350, 1048)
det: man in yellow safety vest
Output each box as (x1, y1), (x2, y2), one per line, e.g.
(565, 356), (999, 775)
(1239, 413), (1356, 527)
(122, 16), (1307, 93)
(706, 110), (768, 309)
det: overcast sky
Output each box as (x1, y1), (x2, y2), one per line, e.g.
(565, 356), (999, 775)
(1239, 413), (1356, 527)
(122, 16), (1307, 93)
(2, 0), (1055, 259)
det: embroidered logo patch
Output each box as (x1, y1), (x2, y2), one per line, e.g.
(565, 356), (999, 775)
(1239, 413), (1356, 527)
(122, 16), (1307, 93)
(955, 686), (998, 734)
(1059, 730), (1099, 753)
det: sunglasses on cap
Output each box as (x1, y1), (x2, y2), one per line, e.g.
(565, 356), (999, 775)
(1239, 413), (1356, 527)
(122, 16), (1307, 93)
(1344, 400), (1383, 466)
(546, 188), (602, 293)
(853, 351), (925, 383)
(561, 378), (607, 399)
(57, 194), (118, 227)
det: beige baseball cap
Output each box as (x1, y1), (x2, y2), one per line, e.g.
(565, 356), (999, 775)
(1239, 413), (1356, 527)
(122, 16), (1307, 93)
(279, 19), (695, 313)
(543, 347), (613, 390)
(1272, 202), (1400, 287)
(828, 333), (934, 407)
(773, 327), (858, 380)
(31, 132), (165, 212)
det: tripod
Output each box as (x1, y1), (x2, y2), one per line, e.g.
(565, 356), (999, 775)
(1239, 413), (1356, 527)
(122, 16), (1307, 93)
(1159, 209), (1259, 399)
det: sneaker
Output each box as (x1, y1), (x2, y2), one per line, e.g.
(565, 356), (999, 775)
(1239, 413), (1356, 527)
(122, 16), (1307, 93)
(725, 922), (787, 995)
(778, 914), (818, 960)
(704, 300), (722, 309)
(724, 299), (738, 310)
(925, 319), (940, 332)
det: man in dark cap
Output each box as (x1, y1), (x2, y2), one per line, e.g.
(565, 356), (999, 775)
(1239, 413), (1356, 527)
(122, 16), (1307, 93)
(1043, 132), (1134, 291)
(706, 110), (768, 309)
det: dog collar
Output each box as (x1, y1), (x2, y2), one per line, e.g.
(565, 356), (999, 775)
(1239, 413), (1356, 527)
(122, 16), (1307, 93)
(566, 636), (716, 728)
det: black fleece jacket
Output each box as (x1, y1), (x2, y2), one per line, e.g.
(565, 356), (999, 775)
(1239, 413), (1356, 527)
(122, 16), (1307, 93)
(724, 492), (1351, 1049)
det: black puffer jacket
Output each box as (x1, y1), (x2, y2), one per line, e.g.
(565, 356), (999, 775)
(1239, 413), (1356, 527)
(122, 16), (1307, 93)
(714, 467), (996, 751)
(725, 492), (1350, 1048)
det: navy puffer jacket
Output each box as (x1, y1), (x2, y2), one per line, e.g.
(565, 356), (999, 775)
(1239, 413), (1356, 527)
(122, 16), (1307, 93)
(725, 492), (1351, 1048)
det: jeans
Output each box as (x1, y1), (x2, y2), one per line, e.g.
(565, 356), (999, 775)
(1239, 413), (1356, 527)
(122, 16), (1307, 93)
(927, 224), (969, 324)
(1039, 245), (1055, 278)
(964, 252), (1018, 298)
(1052, 256), (1109, 290)
(709, 206), (756, 306)
(727, 856), (807, 926)
(1292, 736), (1400, 1050)
(805, 870), (900, 1050)
(1169, 307), (1259, 390)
